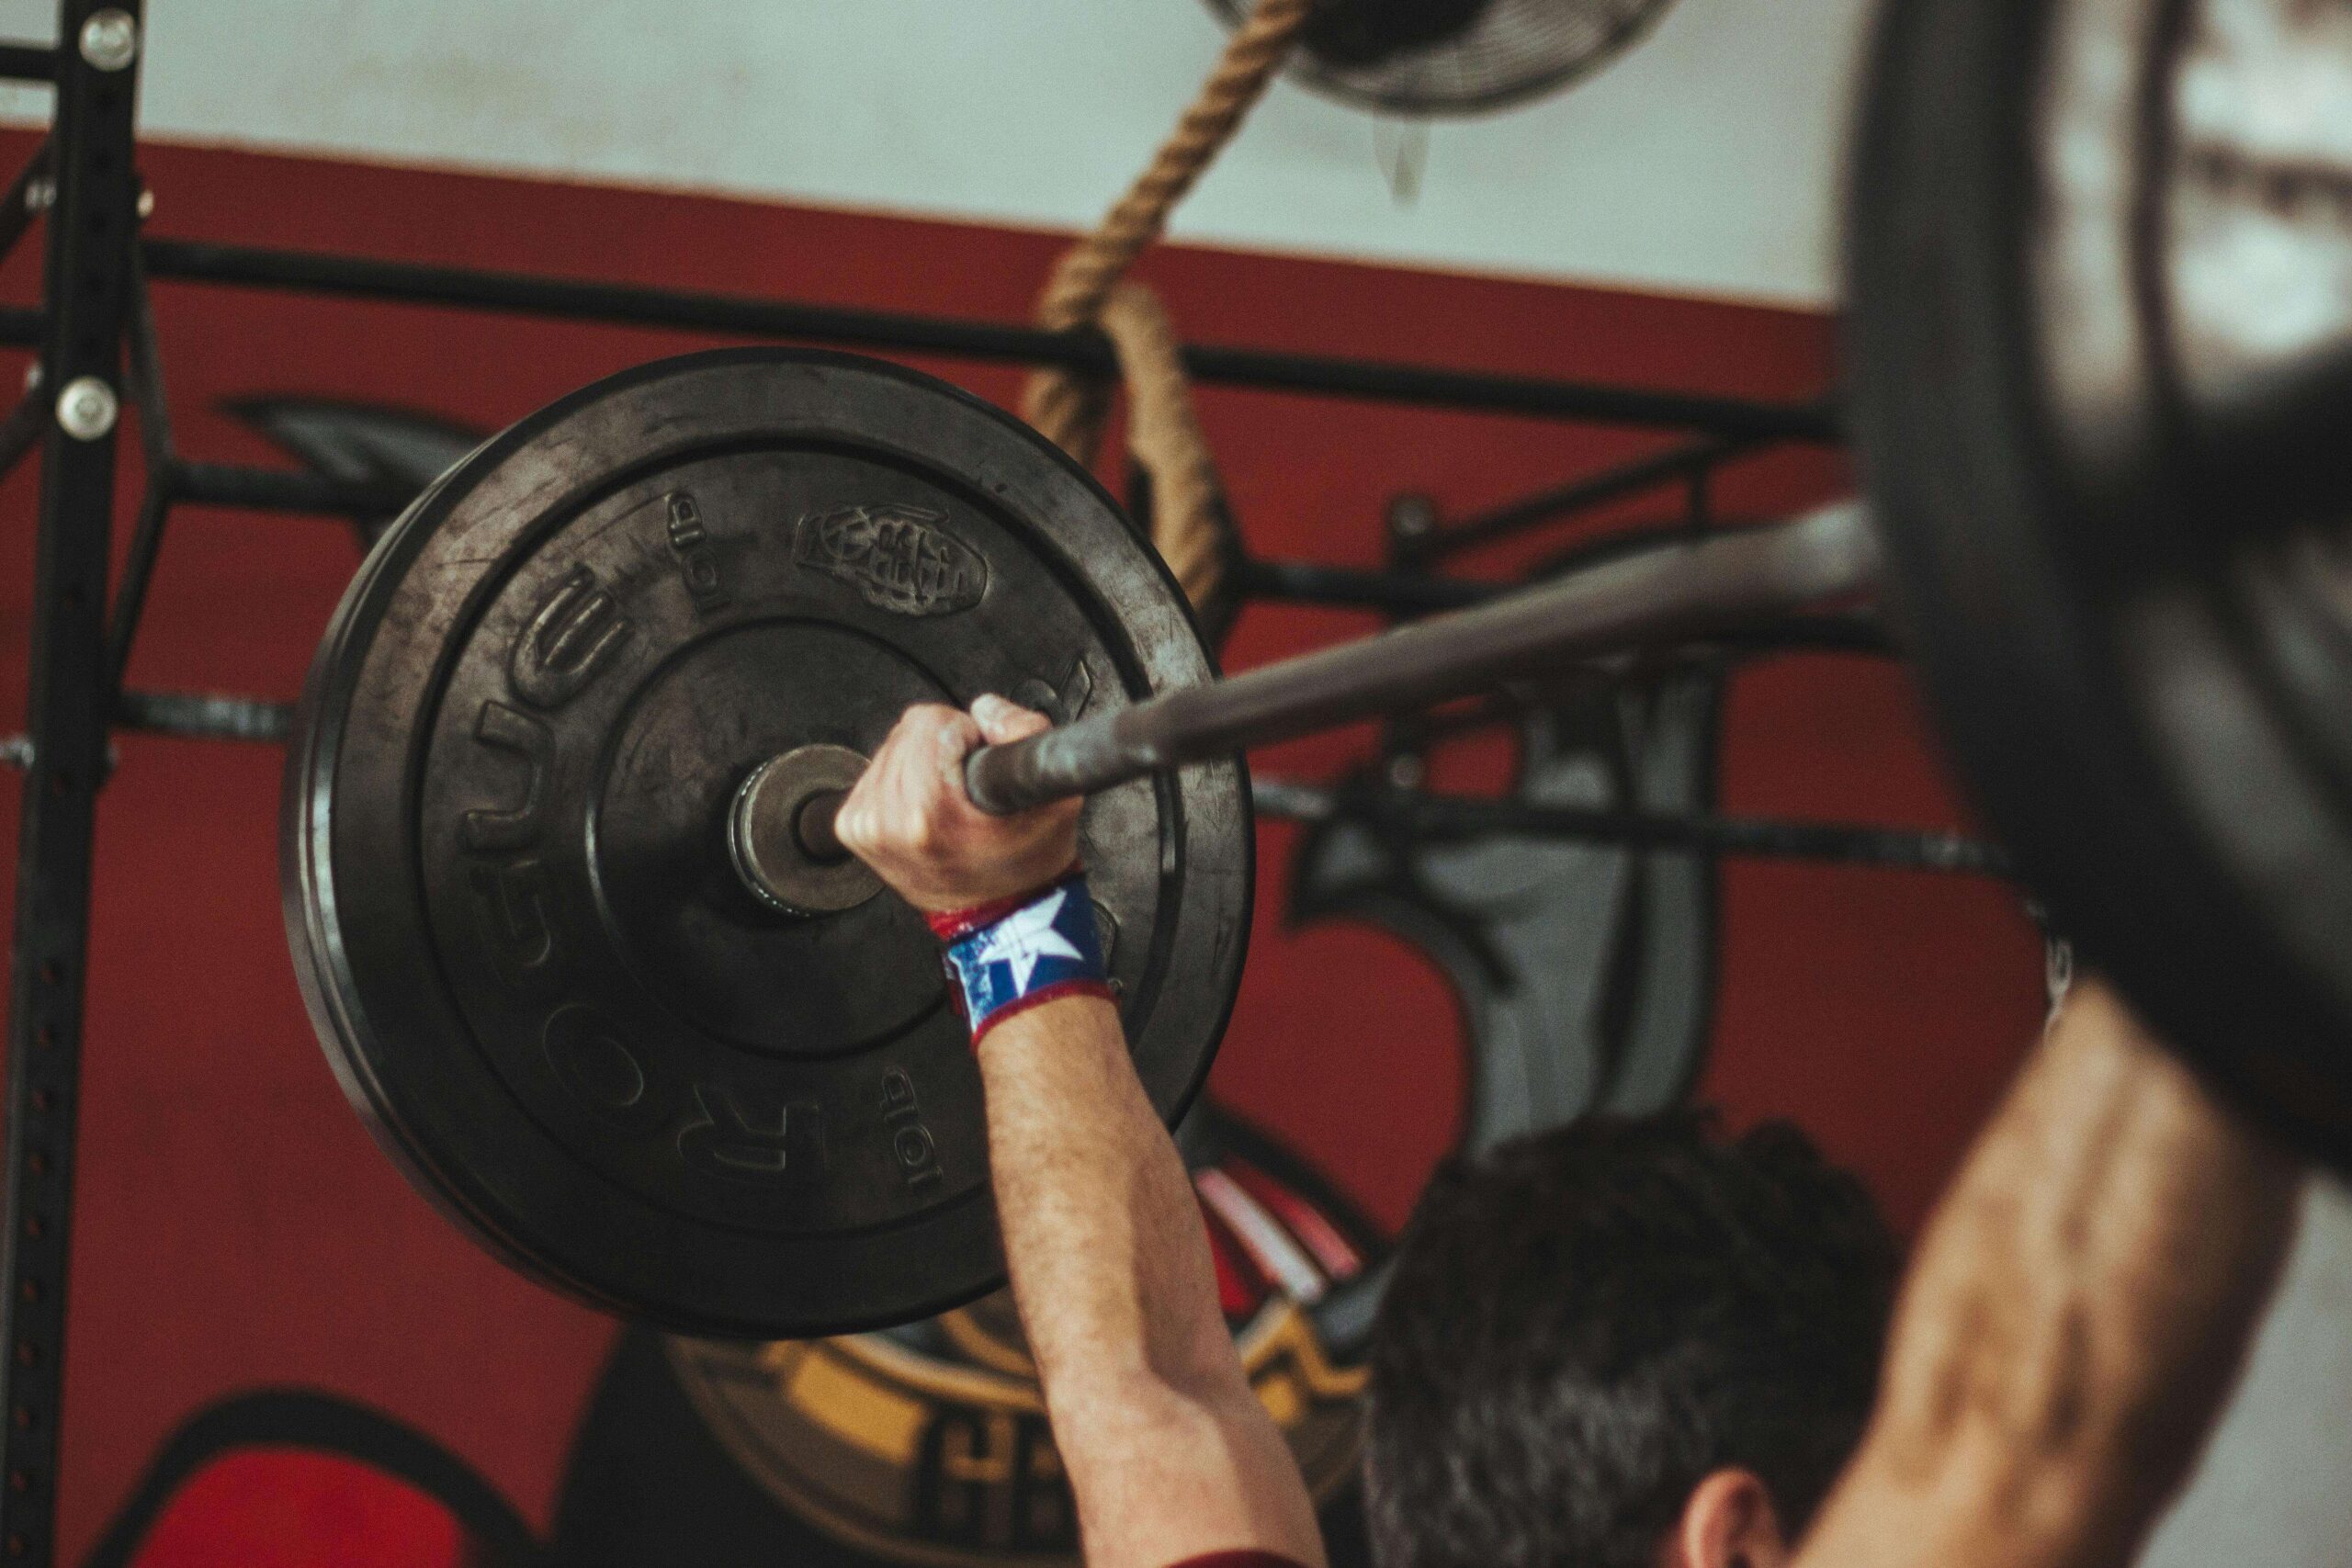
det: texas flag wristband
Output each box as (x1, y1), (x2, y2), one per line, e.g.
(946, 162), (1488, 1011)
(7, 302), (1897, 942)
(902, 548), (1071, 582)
(926, 868), (1114, 1046)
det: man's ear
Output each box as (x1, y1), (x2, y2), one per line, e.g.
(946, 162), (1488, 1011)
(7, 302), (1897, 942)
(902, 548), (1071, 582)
(1664, 1467), (1789, 1568)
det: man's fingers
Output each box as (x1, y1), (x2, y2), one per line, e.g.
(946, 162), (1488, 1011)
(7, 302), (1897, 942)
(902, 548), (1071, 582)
(838, 699), (1065, 876)
(932, 710), (983, 780)
(833, 735), (889, 854)
(836, 759), (893, 858)
(835, 795), (876, 858)
(887, 709), (965, 796)
(841, 705), (948, 855)
(842, 725), (913, 848)
(927, 712), (986, 840)
(971, 694), (1052, 746)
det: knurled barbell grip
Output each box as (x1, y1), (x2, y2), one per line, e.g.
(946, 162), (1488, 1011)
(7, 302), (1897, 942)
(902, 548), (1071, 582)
(802, 502), (1881, 845)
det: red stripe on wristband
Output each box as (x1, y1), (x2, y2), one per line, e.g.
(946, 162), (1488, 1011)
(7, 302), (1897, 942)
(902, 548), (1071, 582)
(967, 978), (1117, 1048)
(923, 863), (1087, 943)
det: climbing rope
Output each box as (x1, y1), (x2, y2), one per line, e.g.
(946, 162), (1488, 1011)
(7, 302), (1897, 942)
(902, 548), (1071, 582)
(1021, 0), (1314, 618)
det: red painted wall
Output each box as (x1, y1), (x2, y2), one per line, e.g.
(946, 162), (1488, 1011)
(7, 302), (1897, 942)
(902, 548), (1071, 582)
(0, 136), (2041, 1562)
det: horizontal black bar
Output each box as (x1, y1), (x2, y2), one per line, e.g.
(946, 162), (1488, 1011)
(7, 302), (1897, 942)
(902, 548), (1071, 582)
(1181, 348), (1835, 441)
(1235, 558), (1501, 613)
(167, 459), (416, 516)
(1714, 611), (1892, 659)
(1234, 554), (1892, 660)
(1252, 777), (2009, 877)
(1419, 433), (1762, 562)
(1393, 615), (1893, 749)
(114, 690), (294, 743)
(0, 305), (43, 347)
(140, 239), (1840, 441)
(0, 41), (54, 82)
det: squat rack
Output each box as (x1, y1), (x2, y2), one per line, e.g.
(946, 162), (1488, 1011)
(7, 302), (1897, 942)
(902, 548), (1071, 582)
(0, 6), (1910, 1562)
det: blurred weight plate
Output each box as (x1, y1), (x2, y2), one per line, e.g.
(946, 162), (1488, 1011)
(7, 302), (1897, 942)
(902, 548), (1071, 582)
(1850, 0), (2352, 1165)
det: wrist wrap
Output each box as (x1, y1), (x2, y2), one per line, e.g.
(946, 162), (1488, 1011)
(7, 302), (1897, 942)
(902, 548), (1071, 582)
(927, 868), (1113, 1046)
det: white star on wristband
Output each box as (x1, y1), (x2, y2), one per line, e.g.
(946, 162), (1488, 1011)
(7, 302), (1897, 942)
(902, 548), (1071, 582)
(966, 886), (1085, 992)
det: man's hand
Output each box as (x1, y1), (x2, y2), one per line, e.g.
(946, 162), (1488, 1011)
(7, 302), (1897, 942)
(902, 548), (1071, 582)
(834, 694), (1079, 912)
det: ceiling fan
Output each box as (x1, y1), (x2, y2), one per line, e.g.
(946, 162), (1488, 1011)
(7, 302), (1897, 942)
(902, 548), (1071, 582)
(1198, 0), (1679, 117)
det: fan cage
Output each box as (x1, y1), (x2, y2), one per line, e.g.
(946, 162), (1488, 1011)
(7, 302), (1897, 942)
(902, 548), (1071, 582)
(1202, 0), (1681, 117)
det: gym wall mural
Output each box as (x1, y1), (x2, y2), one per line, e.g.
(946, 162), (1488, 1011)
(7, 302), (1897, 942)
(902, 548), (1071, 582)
(0, 131), (2038, 1567)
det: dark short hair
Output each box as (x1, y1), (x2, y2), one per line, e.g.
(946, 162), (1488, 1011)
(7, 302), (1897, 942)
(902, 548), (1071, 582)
(1363, 1111), (1898, 1568)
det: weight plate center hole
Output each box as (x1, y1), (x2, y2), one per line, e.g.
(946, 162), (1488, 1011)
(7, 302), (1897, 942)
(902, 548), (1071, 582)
(730, 746), (876, 914)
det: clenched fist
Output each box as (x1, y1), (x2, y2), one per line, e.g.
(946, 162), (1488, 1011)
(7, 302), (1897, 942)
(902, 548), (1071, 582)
(834, 694), (1080, 914)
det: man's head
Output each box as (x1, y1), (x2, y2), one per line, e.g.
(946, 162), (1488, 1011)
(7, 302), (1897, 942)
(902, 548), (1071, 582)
(1363, 1111), (1898, 1568)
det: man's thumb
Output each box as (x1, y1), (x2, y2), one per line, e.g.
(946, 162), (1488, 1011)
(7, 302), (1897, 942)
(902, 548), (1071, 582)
(971, 694), (1052, 745)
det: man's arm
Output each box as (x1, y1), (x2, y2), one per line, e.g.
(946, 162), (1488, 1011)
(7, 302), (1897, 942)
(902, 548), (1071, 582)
(838, 696), (1324, 1568)
(979, 997), (1326, 1568)
(1796, 976), (2301, 1568)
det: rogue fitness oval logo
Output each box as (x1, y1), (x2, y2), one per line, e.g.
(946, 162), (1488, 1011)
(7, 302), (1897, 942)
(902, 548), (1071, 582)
(796, 503), (989, 617)
(667, 1292), (1366, 1568)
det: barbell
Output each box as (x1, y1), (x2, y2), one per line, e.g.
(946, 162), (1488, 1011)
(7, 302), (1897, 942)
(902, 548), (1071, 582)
(280, 348), (1870, 1337)
(281, 0), (2352, 1337)
(734, 493), (1871, 916)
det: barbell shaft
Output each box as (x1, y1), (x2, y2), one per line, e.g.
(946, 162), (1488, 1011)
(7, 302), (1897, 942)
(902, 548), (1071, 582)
(967, 502), (1881, 811)
(797, 502), (1881, 852)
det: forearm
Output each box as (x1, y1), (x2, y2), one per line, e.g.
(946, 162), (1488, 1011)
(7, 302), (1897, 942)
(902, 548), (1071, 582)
(979, 994), (1237, 1402)
(1797, 979), (2299, 1568)
(979, 995), (1324, 1568)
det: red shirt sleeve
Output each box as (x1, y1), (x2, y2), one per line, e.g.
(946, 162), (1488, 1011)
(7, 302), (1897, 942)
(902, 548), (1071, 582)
(1159, 1554), (1314, 1568)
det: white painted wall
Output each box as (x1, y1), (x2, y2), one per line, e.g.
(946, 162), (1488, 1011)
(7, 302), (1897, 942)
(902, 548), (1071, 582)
(2142, 1177), (2352, 1568)
(0, 0), (1872, 305)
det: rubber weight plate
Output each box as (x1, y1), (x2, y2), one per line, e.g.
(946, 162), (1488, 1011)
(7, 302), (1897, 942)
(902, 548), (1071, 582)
(1850, 0), (2352, 1167)
(282, 348), (1251, 1336)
